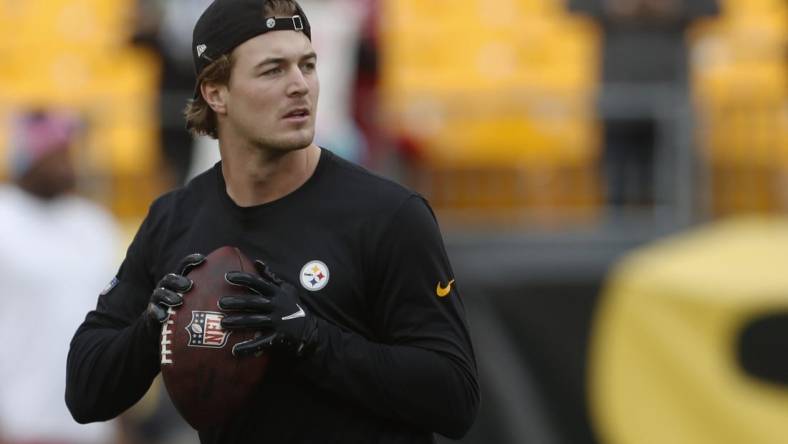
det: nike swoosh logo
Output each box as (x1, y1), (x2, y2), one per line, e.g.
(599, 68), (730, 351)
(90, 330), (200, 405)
(282, 304), (306, 321)
(436, 279), (455, 298)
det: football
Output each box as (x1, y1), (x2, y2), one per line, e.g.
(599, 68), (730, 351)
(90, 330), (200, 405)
(160, 246), (270, 429)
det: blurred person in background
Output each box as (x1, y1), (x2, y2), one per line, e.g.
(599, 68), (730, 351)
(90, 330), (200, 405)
(297, 0), (367, 163)
(349, 0), (391, 169)
(569, 0), (718, 207)
(133, 0), (213, 187)
(0, 111), (120, 444)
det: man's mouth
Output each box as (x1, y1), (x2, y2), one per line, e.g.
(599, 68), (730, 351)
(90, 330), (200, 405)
(283, 108), (310, 119)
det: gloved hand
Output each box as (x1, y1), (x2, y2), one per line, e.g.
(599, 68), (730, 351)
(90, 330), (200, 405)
(219, 260), (319, 358)
(145, 253), (207, 324)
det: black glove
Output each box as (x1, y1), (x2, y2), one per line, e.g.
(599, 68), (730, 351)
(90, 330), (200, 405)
(145, 253), (206, 324)
(219, 261), (319, 358)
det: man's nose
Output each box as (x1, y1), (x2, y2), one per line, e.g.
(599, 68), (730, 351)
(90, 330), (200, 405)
(286, 67), (309, 97)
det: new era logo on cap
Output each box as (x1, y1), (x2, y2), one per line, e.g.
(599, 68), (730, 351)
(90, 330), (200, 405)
(190, 0), (313, 98)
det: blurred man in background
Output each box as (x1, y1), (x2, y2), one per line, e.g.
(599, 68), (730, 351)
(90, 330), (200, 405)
(569, 0), (718, 207)
(297, 0), (367, 163)
(0, 111), (120, 444)
(133, 0), (213, 187)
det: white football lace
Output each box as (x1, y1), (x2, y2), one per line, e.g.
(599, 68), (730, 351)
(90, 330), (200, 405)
(160, 307), (176, 365)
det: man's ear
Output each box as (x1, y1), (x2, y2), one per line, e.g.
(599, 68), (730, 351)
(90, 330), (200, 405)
(201, 82), (228, 115)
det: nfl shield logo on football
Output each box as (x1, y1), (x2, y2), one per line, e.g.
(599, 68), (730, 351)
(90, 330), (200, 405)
(186, 311), (231, 348)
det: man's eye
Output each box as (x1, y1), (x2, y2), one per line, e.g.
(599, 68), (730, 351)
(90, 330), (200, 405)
(302, 62), (316, 71)
(263, 68), (282, 76)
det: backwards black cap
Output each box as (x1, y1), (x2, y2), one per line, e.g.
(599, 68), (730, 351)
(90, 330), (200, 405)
(191, 0), (312, 97)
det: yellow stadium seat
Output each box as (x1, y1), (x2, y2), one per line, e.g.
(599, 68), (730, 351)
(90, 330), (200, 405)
(0, 0), (134, 52)
(688, 0), (787, 215)
(0, 0), (162, 220)
(379, 0), (603, 223)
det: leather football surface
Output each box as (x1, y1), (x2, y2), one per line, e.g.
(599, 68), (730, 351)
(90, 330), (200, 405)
(160, 246), (270, 429)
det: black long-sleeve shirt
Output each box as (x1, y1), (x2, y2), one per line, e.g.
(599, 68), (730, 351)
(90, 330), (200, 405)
(66, 149), (479, 443)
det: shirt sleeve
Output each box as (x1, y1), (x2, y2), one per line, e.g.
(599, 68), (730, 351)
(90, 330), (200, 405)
(297, 195), (480, 439)
(65, 209), (161, 424)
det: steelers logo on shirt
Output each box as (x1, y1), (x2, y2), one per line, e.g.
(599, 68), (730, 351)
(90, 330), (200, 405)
(300, 260), (330, 291)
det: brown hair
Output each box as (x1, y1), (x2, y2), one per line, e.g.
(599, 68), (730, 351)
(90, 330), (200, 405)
(183, 0), (302, 138)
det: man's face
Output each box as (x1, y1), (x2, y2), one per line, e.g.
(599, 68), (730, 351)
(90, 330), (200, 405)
(18, 145), (76, 199)
(220, 30), (319, 152)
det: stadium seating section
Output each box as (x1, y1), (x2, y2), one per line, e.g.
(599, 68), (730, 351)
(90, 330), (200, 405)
(0, 0), (162, 218)
(380, 0), (787, 223)
(689, 0), (788, 215)
(0, 0), (784, 222)
(380, 0), (603, 226)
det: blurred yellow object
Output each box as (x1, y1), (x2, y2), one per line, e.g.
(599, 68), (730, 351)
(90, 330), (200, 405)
(0, 0), (134, 54)
(688, 0), (788, 215)
(418, 163), (601, 228)
(380, 0), (601, 163)
(380, 0), (602, 222)
(590, 217), (788, 444)
(721, 0), (788, 18)
(0, 0), (161, 218)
